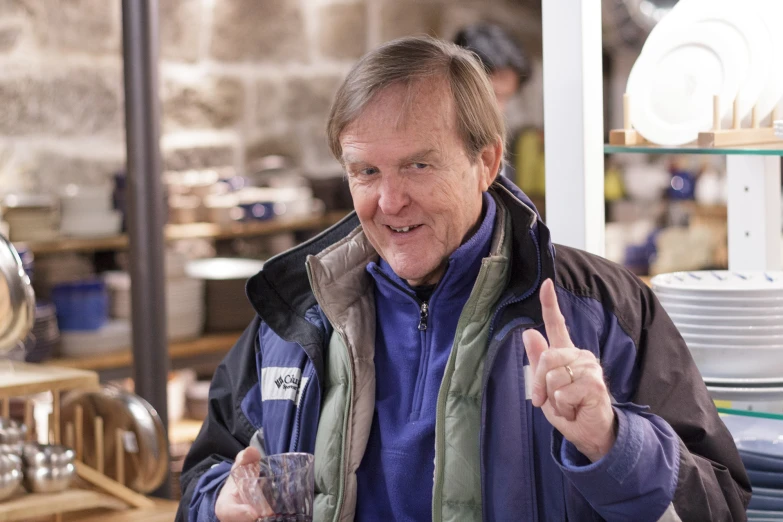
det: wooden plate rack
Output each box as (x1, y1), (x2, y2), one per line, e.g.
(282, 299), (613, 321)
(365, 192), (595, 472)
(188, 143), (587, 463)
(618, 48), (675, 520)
(0, 362), (155, 521)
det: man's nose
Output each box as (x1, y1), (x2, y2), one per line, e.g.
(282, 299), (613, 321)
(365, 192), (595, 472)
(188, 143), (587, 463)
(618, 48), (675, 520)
(377, 174), (410, 215)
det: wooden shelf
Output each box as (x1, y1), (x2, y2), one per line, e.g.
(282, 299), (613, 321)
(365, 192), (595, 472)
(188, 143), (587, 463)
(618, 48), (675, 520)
(0, 362), (98, 397)
(46, 332), (242, 372)
(0, 489), (127, 521)
(62, 499), (179, 522)
(20, 211), (349, 255)
(169, 418), (204, 445)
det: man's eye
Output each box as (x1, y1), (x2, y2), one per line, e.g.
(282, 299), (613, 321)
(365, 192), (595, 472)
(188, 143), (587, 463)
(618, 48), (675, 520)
(361, 167), (380, 176)
(412, 163), (428, 170)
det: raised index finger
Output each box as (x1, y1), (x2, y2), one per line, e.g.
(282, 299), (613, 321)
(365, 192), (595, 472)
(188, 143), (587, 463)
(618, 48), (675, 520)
(540, 278), (574, 348)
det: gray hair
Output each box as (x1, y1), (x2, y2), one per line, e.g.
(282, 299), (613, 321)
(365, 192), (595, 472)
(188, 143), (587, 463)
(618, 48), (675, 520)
(326, 35), (506, 165)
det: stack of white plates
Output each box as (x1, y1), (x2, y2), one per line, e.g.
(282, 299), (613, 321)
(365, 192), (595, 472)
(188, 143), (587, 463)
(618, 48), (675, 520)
(627, 0), (783, 145)
(60, 319), (132, 358)
(104, 271), (205, 341)
(59, 184), (122, 238)
(652, 271), (783, 402)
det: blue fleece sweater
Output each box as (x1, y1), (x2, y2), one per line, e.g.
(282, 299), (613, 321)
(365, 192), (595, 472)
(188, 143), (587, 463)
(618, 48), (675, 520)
(354, 193), (496, 521)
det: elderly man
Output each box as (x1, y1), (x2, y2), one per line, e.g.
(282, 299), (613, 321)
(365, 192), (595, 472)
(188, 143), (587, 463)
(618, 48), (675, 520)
(177, 36), (750, 522)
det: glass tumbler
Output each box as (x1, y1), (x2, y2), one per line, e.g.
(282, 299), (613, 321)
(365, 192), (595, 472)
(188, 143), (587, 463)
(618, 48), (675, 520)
(231, 452), (315, 522)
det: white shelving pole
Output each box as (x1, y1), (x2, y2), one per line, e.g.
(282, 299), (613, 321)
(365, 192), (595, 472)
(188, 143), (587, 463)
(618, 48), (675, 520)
(542, 0), (605, 256)
(726, 156), (782, 271)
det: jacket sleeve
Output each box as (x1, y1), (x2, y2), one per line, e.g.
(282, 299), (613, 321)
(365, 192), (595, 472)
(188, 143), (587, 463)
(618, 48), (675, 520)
(628, 281), (751, 521)
(551, 257), (751, 522)
(175, 318), (262, 522)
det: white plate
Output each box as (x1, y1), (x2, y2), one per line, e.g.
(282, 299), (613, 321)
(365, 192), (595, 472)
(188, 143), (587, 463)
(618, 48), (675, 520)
(675, 323), (783, 336)
(656, 292), (783, 306)
(689, 343), (783, 379)
(628, 23), (741, 145)
(749, 0), (783, 122)
(652, 271), (783, 294)
(708, 385), (783, 401)
(659, 0), (772, 126)
(659, 299), (783, 317)
(684, 332), (783, 346)
(705, 376), (783, 386)
(668, 312), (783, 326)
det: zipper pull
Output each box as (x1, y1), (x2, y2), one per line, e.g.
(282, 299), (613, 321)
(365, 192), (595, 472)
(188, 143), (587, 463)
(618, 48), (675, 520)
(418, 301), (429, 331)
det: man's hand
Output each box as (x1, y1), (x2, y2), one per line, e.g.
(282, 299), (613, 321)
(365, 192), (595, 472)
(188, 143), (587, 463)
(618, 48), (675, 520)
(215, 447), (263, 522)
(523, 278), (617, 462)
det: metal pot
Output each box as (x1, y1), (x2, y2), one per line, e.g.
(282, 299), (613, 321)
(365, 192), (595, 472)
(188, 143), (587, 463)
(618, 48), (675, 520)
(22, 443), (74, 468)
(0, 234), (35, 354)
(0, 419), (27, 457)
(23, 462), (75, 493)
(0, 452), (22, 500)
(61, 385), (168, 493)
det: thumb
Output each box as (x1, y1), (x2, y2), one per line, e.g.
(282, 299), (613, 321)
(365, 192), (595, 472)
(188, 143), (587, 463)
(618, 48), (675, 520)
(232, 447), (261, 470)
(523, 328), (549, 373)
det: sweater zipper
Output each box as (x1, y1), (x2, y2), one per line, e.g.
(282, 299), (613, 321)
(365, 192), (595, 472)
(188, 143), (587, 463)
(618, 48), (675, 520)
(418, 302), (429, 331)
(373, 266), (431, 417)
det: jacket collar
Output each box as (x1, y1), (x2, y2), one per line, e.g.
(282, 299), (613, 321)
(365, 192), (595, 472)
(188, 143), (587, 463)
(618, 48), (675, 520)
(245, 177), (555, 352)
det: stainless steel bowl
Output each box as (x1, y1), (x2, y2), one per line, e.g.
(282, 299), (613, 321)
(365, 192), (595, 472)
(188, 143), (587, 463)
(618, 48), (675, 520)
(0, 234), (35, 354)
(23, 463), (75, 493)
(0, 452), (21, 473)
(0, 467), (22, 500)
(0, 419), (27, 456)
(22, 443), (75, 468)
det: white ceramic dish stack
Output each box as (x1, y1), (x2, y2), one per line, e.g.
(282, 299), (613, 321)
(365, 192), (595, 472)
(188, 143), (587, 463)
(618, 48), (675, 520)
(651, 271), (783, 404)
(104, 270), (205, 342)
(59, 184), (121, 238)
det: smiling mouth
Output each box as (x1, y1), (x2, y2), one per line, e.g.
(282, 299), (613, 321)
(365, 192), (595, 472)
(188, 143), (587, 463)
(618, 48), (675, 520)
(386, 224), (421, 233)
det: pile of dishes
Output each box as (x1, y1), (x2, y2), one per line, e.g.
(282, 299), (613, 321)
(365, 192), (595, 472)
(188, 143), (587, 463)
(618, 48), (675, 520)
(627, 0), (783, 145)
(185, 258), (263, 332)
(22, 302), (60, 362)
(651, 271), (783, 404)
(722, 414), (783, 520)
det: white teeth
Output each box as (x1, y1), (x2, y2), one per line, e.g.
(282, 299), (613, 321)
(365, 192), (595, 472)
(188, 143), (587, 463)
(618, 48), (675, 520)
(390, 225), (416, 233)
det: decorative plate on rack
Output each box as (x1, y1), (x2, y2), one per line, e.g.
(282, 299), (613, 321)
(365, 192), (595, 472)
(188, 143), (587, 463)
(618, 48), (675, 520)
(627, 23), (741, 145)
(657, 0), (773, 125)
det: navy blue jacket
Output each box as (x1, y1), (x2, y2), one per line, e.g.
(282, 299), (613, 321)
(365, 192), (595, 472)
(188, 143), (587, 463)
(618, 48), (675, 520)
(177, 177), (750, 521)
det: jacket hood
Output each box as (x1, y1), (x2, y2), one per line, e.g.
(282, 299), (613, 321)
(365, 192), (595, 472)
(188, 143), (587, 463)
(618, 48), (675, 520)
(246, 176), (555, 348)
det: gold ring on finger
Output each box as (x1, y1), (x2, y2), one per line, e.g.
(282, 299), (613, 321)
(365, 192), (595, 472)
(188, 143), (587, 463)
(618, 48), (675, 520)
(564, 365), (575, 383)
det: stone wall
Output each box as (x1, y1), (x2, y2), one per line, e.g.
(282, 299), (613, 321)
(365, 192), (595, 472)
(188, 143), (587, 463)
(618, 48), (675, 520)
(0, 0), (542, 194)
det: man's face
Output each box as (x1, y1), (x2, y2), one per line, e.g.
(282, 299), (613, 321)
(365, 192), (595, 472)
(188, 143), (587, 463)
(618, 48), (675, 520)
(490, 67), (520, 111)
(340, 80), (500, 287)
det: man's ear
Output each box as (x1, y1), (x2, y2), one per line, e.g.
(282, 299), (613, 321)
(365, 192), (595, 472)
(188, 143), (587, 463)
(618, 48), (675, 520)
(479, 138), (504, 191)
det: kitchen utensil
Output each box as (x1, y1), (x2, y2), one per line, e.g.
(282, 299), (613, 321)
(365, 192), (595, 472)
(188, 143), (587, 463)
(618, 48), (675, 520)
(0, 419), (27, 456)
(22, 461), (75, 493)
(0, 234), (35, 354)
(0, 453), (22, 501)
(21, 443), (75, 468)
(61, 385), (169, 493)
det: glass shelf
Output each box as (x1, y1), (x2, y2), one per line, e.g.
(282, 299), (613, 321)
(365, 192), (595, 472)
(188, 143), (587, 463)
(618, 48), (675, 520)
(717, 407), (783, 422)
(605, 143), (783, 156)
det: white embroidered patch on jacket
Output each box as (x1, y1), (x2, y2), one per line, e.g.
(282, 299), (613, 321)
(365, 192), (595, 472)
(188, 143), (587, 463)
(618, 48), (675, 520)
(261, 367), (305, 403)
